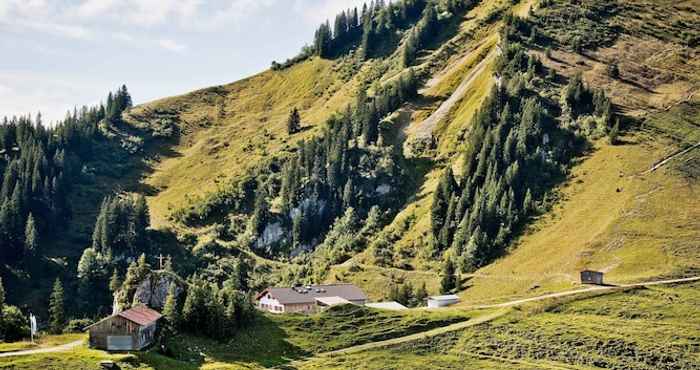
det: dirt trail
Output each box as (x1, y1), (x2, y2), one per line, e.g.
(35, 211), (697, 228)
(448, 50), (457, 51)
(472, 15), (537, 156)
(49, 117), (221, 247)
(470, 276), (700, 309)
(0, 340), (84, 358)
(643, 141), (700, 174)
(411, 48), (497, 138)
(319, 309), (506, 357)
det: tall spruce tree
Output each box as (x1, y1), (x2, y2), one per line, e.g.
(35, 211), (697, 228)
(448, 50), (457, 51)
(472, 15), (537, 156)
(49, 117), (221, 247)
(49, 278), (65, 333)
(109, 268), (121, 293)
(163, 283), (180, 329)
(24, 213), (38, 256)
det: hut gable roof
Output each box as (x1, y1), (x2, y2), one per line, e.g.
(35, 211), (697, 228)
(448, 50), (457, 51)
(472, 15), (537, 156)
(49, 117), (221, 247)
(256, 284), (367, 305)
(118, 305), (162, 326)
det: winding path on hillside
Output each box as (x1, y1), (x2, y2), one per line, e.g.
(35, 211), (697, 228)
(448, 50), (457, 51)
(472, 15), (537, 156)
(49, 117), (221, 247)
(0, 340), (84, 358)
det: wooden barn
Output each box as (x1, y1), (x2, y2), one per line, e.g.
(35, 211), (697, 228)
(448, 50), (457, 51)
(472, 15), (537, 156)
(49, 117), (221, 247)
(86, 305), (162, 351)
(580, 270), (604, 285)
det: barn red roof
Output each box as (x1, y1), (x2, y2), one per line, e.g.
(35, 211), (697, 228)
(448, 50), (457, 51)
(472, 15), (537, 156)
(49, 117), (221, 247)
(117, 305), (162, 326)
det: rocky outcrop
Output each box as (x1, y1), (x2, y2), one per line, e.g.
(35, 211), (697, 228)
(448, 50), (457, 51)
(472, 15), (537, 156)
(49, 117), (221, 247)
(113, 271), (185, 314)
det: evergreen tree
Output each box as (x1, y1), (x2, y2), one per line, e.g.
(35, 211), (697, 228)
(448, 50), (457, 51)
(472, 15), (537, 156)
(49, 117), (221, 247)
(163, 282), (180, 329)
(523, 188), (533, 213)
(109, 269), (121, 293)
(49, 278), (65, 334)
(133, 194), (150, 251)
(440, 259), (457, 294)
(402, 31), (417, 67)
(609, 119), (620, 145)
(287, 108), (301, 135)
(431, 168), (457, 246)
(23, 213), (38, 256)
(250, 183), (269, 236)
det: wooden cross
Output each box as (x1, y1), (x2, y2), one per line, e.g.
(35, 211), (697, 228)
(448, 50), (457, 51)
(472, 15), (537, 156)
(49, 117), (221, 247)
(157, 254), (166, 270)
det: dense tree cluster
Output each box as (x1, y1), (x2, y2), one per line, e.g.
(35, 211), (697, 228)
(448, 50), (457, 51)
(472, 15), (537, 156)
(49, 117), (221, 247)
(311, 206), (382, 279)
(387, 280), (428, 307)
(168, 275), (255, 341)
(430, 16), (614, 273)
(431, 20), (582, 272)
(312, 0), (427, 59)
(0, 86), (132, 269)
(105, 85), (133, 123)
(91, 194), (150, 258)
(75, 194), (151, 315)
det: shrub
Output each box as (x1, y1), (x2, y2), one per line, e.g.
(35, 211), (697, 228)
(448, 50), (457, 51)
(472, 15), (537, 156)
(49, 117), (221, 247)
(63, 318), (95, 333)
(2, 305), (29, 341)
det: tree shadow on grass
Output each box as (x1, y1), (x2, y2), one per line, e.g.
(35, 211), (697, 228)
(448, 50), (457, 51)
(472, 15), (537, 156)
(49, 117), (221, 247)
(140, 315), (308, 370)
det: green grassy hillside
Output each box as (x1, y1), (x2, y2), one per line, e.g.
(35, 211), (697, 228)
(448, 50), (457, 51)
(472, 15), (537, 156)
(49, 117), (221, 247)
(123, 57), (359, 228)
(298, 282), (700, 369)
(104, 0), (700, 305)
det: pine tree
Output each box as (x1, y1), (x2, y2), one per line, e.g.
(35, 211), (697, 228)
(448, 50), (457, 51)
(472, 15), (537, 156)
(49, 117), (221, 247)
(109, 269), (121, 293)
(292, 212), (303, 249)
(77, 248), (100, 280)
(287, 108), (301, 135)
(609, 119), (620, 145)
(342, 179), (355, 209)
(523, 188), (533, 213)
(251, 183), (269, 235)
(440, 259), (457, 294)
(163, 282), (180, 329)
(49, 278), (65, 334)
(431, 168), (457, 242)
(24, 213), (38, 256)
(133, 194), (150, 251)
(402, 31), (417, 67)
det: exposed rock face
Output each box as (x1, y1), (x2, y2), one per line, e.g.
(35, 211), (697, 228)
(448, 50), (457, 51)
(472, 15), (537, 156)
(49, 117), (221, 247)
(113, 271), (185, 314)
(255, 222), (285, 250)
(376, 184), (392, 195)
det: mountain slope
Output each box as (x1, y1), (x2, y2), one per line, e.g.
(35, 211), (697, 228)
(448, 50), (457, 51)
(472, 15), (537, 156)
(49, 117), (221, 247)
(115, 0), (699, 305)
(124, 57), (359, 228)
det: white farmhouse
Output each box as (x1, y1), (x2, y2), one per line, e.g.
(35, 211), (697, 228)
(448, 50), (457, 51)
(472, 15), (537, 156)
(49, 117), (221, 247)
(256, 283), (367, 314)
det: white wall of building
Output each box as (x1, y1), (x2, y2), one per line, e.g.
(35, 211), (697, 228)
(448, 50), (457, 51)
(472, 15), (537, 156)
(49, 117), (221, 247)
(259, 294), (285, 313)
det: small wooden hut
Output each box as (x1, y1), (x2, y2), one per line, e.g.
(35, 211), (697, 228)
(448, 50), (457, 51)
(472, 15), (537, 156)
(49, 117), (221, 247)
(86, 305), (162, 351)
(580, 270), (604, 285)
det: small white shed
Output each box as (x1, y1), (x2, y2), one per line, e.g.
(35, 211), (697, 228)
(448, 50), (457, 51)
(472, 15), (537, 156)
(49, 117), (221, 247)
(427, 294), (460, 308)
(365, 301), (407, 311)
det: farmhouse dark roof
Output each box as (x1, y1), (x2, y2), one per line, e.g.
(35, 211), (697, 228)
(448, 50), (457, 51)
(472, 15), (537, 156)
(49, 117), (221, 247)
(256, 284), (367, 305)
(117, 306), (162, 326)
